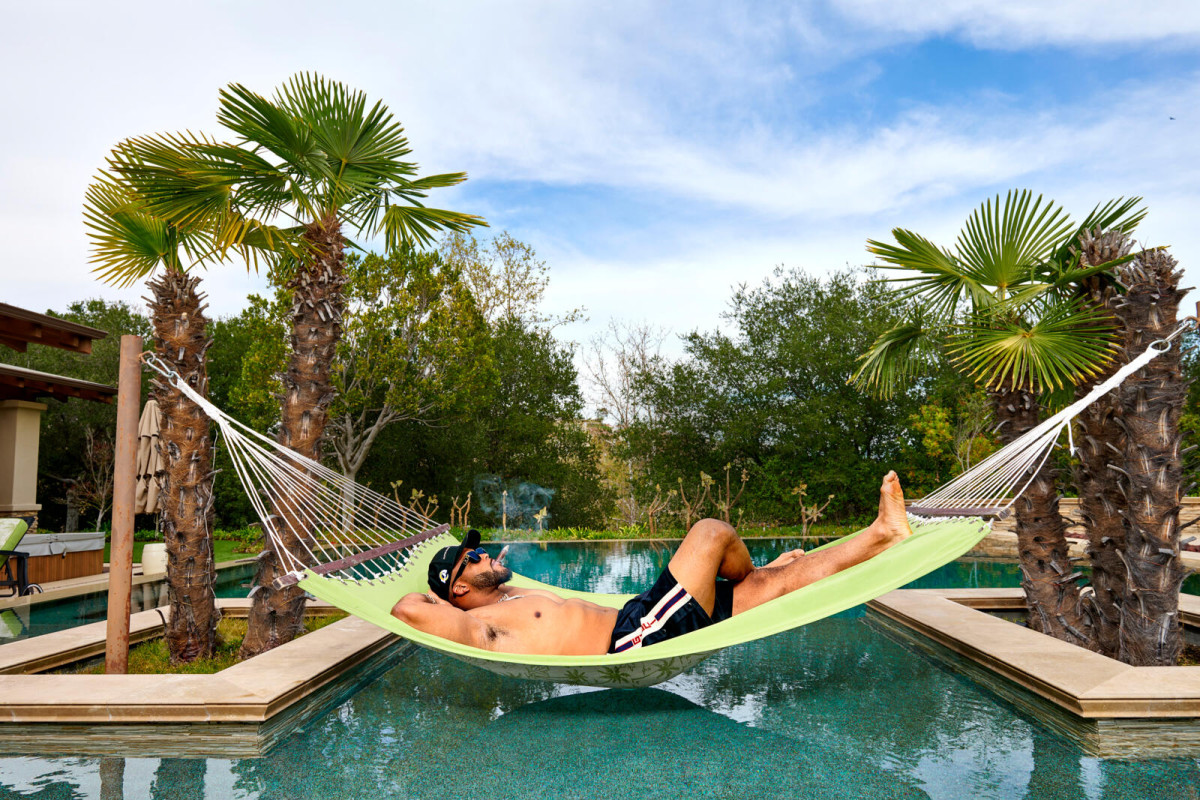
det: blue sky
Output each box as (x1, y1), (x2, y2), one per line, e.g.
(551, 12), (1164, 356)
(3, 1), (1198, 381)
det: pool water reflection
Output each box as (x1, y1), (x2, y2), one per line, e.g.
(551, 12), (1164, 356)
(1, 540), (1197, 800)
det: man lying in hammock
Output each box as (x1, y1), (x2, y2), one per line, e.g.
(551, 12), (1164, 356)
(392, 471), (913, 656)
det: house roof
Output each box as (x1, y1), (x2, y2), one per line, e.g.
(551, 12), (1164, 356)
(0, 362), (117, 404)
(0, 303), (109, 355)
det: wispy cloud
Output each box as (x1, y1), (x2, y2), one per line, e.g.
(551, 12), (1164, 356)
(832, 0), (1200, 47)
(0, 0), (1196, 361)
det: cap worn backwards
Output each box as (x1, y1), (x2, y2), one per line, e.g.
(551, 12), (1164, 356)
(427, 528), (482, 600)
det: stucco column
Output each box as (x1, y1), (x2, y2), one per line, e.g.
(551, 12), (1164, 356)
(0, 399), (46, 521)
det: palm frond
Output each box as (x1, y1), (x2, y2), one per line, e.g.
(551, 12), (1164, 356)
(1040, 196), (1147, 284)
(83, 173), (180, 287)
(867, 230), (991, 318)
(954, 190), (1075, 296)
(218, 81), (323, 178)
(274, 73), (417, 207)
(849, 317), (944, 399)
(377, 204), (488, 251)
(948, 298), (1119, 391)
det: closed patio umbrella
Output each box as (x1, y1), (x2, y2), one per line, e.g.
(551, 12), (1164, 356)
(134, 397), (162, 515)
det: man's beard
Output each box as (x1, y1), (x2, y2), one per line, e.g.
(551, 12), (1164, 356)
(469, 564), (512, 590)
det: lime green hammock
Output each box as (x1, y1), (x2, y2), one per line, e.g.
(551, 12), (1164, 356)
(142, 336), (1171, 688)
(294, 518), (988, 687)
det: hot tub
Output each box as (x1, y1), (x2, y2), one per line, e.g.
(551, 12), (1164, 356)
(18, 531), (106, 584)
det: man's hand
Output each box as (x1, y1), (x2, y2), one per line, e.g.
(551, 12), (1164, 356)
(763, 549), (806, 569)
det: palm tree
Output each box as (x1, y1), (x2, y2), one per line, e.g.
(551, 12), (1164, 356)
(110, 74), (487, 657)
(84, 174), (222, 663)
(1113, 247), (1189, 665)
(1059, 227), (1136, 657)
(852, 190), (1143, 647)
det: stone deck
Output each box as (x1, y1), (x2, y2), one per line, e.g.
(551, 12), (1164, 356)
(0, 598), (409, 757)
(867, 589), (1200, 758)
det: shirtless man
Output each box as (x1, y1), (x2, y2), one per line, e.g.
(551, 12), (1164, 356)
(391, 470), (914, 656)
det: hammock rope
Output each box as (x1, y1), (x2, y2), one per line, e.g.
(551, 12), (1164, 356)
(138, 326), (1188, 687)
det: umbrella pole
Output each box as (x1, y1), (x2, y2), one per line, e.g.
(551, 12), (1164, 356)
(105, 335), (141, 674)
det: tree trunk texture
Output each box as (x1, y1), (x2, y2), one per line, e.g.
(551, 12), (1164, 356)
(1072, 228), (1134, 658)
(1113, 248), (1189, 666)
(990, 386), (1096, 648)
(147, 269), (218, 663)
(240, 214), (347, 659)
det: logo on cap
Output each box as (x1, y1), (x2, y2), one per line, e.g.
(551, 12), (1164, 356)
(439, 569), (449, 583)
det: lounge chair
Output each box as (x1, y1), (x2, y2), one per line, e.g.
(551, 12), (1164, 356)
(0, 517), (41, 597)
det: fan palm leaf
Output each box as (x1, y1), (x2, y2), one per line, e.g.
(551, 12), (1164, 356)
(948, 299), (1119, 391)
(84, 175), (183, 287)
(849, 315), (946, 399)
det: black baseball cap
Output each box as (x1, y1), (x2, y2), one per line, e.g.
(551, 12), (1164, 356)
(427, 528), (482, 600)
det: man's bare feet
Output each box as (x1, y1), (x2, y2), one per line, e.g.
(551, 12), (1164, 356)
(869, 471), (913, 546)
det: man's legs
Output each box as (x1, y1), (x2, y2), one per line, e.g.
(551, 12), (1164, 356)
(666, 518), (753, 616)
(728, 471), (912, 614)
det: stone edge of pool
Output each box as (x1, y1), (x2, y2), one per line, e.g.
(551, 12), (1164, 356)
(0, 598), (410, 758)
(866, 588), (1200, 759)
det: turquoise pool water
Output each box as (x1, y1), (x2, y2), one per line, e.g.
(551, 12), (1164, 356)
(1, 540), (1198, 799)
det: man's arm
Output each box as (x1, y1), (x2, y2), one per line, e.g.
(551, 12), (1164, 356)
(390, 592), (491, 649)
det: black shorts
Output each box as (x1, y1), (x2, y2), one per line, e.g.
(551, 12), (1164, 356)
(607, 565), (734, 653)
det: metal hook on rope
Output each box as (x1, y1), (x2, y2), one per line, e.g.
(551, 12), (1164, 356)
(139, 351), (181, 387)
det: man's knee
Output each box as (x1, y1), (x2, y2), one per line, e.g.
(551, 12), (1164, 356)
(684, 518), (738, 549)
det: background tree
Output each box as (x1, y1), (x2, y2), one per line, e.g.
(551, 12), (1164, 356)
(441, 230), (583, 329)
(327, 248), (491, 484)
(354, 233), (606, 529)
(111, 73), (487, 657)
(853, 190), (1144, 649)
(622, 268), (941, 525)
(206, 296), (288, 530)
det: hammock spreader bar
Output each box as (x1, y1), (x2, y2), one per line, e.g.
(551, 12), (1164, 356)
(272, 523), (450, 589)
(906, 506), (1009, 519)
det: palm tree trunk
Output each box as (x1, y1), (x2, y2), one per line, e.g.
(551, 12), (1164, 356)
(147, 269), (218, 663)
(1113, 248), (1189, 666)
(241, 214), (347, 658)
(990, 385), (1096, 648)
(1073, 228), (1134, 658)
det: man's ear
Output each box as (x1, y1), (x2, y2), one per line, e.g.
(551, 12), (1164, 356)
(452, 582), (469, 597)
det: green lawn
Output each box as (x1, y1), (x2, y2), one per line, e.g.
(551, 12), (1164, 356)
(103, 539), (246, 565)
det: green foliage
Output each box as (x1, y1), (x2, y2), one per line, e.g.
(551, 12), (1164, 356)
(110, 73), (485, 264)
(855, 190), (1145, 398)
(359, 317), (610, 528)
(441, 230), (583, 328)
(618, 268), (952, 520)
(327, 249), (493, 478)
(207, 298), (287, 528)
(60, 614), (345, 675)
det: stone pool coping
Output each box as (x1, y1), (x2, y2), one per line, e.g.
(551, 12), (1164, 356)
(868, 588), (1200, 718)
(867, 588), (1200, 757)
(0, 598), (401, 726)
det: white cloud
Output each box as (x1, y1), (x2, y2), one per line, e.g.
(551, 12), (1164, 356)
(831, 0), (1200, 47)
(1, 0), (1196, 347)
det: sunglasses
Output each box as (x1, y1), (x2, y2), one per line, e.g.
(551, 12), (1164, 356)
(450, 548), (488, 590)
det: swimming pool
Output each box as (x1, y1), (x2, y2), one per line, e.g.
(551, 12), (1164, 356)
(1, 540), (1198, 799)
